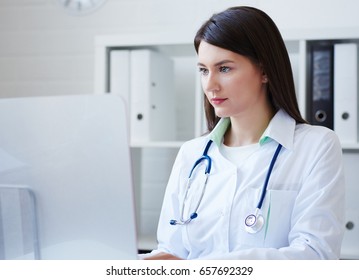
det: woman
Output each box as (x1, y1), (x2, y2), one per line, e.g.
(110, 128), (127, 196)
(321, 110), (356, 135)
(144, 6), (345, 260)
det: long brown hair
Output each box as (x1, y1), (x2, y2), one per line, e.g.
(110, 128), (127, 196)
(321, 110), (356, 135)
(194, 6), (307, 132)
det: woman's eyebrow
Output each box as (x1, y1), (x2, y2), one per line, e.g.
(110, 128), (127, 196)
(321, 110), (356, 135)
(197, 60), (235, 67)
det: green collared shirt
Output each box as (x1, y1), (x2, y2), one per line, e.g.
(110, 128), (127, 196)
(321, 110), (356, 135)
(208, 109), (295, 150)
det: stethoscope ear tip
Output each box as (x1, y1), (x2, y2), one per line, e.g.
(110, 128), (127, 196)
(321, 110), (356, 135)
(190, 212), (198, 219)
(169, 212), (198, 226)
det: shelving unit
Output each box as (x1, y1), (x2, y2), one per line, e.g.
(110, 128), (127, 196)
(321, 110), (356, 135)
(95, 32), (204, 147)
(94, 29), (359, 257)
(95, 30), (359, 148)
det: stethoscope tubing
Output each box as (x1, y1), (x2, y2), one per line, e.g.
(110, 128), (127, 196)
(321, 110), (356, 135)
(256, 143), (282, 209)
(171, 140), (213, 225)
(178, 173), (209, 224)
(188, 140), (213, 177)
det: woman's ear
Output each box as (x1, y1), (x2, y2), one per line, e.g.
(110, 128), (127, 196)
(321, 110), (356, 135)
(262, 75), (268, 83)
(260, 65), (268, 83)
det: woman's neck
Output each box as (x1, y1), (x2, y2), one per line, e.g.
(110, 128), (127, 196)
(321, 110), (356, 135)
(224, 106), (275, 147)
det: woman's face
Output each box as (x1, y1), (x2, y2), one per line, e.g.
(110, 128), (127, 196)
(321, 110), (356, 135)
(197, 41), (269, 118)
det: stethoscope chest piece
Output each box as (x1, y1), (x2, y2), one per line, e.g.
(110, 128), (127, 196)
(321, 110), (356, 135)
(244, 210), (264, 234)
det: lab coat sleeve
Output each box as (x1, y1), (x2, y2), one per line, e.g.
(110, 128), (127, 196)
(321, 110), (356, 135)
(146, 144), (190, 259)
(200, 129), (345, 260)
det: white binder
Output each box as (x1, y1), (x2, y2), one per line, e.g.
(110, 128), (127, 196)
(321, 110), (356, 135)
(130, 49), (175, 144)
(341, 153), (359, 259)
(334, 43), (358, 144)
(110, 49), (131, 111)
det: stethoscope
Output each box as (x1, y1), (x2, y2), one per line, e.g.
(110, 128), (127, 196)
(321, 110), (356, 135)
(169, 139), (282, 234)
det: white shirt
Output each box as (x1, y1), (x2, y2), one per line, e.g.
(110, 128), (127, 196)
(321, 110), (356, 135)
(152, 109), (345, 259)
(219, 142), (260, 168)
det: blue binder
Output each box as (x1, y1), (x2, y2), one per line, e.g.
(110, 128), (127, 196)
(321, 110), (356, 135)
(308, 43), (334, 129)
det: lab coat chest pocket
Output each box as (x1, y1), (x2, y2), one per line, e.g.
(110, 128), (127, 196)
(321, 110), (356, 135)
(264, 189), (298, 247)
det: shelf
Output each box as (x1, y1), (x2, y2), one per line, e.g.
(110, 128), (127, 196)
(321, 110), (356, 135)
(281, 27), (359, 41)
(130, 141), (359, 150)
(341, 143), (359, 150)
(130, 141), (184, 149)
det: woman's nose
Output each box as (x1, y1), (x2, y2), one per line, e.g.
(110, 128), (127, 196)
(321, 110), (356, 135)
(203, 72), (220, 94)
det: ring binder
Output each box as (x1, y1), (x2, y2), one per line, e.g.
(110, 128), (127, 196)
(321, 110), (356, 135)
(307, 43), (334, 129)
(334, 43), (358, 144)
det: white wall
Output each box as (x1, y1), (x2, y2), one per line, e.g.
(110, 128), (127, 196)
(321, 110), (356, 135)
(0, 0), (240, 98)
(1, 0), (359, 99)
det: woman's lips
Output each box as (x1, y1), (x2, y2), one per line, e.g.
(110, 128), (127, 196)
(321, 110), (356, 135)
(211, 98), (227, 105)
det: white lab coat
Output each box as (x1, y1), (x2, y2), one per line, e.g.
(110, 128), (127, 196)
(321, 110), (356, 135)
(152, 110), (345, 259)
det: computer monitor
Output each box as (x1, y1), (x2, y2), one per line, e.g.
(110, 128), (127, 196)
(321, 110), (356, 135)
(0, 94), (138, 260)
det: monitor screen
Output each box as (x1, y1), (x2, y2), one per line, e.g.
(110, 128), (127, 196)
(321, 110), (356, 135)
(0, 94), (138, 260)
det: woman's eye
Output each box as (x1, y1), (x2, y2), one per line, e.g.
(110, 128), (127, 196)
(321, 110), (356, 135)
(219, 66), (230, 73)
(198, 67), (209, 75)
